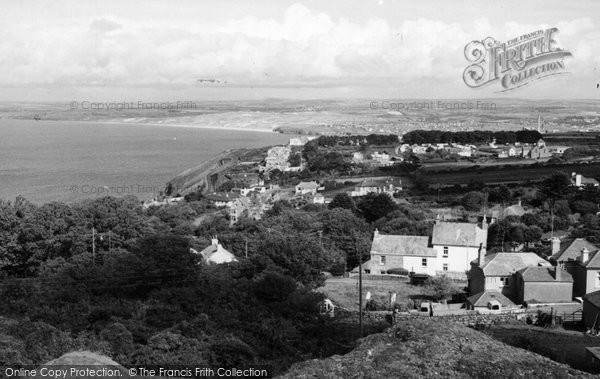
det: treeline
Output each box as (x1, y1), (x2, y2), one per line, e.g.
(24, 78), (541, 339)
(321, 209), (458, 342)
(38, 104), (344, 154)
(402, 130), (543, 145)
(315, 134), (399, 147)
(0, 191), (433, 373)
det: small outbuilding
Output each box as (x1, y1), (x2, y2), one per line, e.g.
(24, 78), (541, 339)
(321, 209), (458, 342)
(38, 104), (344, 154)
(466, 290), (516, 311)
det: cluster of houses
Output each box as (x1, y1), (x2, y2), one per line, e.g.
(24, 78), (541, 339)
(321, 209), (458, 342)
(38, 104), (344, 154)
(397, 138), (568, 161)
(359, 216), (600, 322)
(351, 151), (403, 167)
(361, 218), (488, 280)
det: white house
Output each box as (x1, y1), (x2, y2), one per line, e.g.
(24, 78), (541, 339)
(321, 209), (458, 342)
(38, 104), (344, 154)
(193, 237), (238, 265)
(348, 178), (401, 197)
(367, 230), (437, 276)
(366, 220), (487, 278)
(370, 151), (392, 166)
(295, 181), (319, 195)
(430, 220), (488, 276)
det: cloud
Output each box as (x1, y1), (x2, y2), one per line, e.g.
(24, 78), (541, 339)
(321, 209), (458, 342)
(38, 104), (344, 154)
(0, 2), (597, 93)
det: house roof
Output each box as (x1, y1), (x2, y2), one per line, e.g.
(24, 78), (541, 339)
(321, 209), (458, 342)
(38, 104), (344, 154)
(351, 258), (372, 273)
(517, 266), (573, 282)
(370, 233), (436, 257)
(581, 176), (600, 186)
(205, 192), (239, 202)
(503, 204), (525, 217)
(467, 290), (516, 308)
(357, 178), (400, 188)
(553, 238), (599, 262)
(478, 252), (550, 277)
(198, 242), (237, 264)
(584, 290), (600, 308)
(297, 181), (319, 189)
(431, 222), (487, 247)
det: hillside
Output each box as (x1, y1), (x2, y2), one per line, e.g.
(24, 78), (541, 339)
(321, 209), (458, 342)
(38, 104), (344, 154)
(280, 318), (593, 378)
(166, 147), (268, 195)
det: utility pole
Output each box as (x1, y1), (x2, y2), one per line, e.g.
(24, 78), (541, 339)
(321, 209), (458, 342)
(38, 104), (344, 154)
(355, 233), (363, 338)
(92, 227), (96, 265)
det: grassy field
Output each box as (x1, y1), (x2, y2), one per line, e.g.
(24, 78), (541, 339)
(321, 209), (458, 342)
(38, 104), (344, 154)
(422, 162), (600, 188)
(318, 277), (428, 311)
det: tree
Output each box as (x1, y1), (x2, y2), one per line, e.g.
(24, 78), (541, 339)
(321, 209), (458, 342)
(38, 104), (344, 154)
(357, 193), (397, 223)
(488, 185), (511, 204)
(328, 193), (356, 212)
(424, 276), (460, 301)
(461, 191), (485, 212)
(540, 172), (571, 205)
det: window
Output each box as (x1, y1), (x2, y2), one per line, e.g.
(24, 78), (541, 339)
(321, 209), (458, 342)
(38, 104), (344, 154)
(443, 263), (448, 271)
(380, 256), (386, 265)
(422, 258), (427, 267)
(596, 272), (600, 288)
(443, 246), (448, 258)
(500, 277), (510, 286)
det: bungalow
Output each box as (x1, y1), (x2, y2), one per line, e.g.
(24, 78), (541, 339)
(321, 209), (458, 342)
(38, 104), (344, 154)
(515, 266), (573, 304)
(295, 181), (319, 195)
(367, 230), (437, 276)
(194, 237), (238, 264)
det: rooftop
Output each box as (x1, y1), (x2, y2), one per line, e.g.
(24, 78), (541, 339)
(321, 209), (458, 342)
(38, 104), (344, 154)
(477, 252), (550, 277)
(553, 238), (599, 262)
(467, 290), (516, 308)
(431, 222), (487, 247)
(583, 290), (600, 308)
(517, 266), (573, 282)
(370, 232), (436, 257)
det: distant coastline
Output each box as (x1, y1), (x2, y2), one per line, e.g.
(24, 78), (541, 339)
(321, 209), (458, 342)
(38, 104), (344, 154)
(98, 120), (280, 134)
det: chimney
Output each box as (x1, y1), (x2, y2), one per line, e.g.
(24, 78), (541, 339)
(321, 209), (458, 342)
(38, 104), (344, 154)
(555, 264), (563, 281)
(482, 214), (488, 230)
(435, 214), (441, 224)
(551, 237), (561, 255)
(581, 248), (590, 263)
(576, 174), (582, 187)
(478, 243), (486, 266)
(518, 198), (522, 206)
(211, 236), (219, 246)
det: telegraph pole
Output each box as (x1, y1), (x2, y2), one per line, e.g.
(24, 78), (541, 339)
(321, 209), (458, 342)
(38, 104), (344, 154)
(92, 227), (96, 265)
(355, 233), (363, 338)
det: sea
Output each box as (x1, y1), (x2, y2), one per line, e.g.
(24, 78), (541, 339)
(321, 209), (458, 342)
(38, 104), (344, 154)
(0, 120), (292, 204)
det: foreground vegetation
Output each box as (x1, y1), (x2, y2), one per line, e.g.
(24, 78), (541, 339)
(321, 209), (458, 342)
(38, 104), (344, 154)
(282, 318), (588, 378)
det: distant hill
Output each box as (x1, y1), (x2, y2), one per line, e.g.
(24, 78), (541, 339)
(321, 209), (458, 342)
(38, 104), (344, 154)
(280, 318), (589, 378)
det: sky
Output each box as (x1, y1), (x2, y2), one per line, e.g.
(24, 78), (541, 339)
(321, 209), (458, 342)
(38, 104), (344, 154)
(1, 0), (599, 101)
